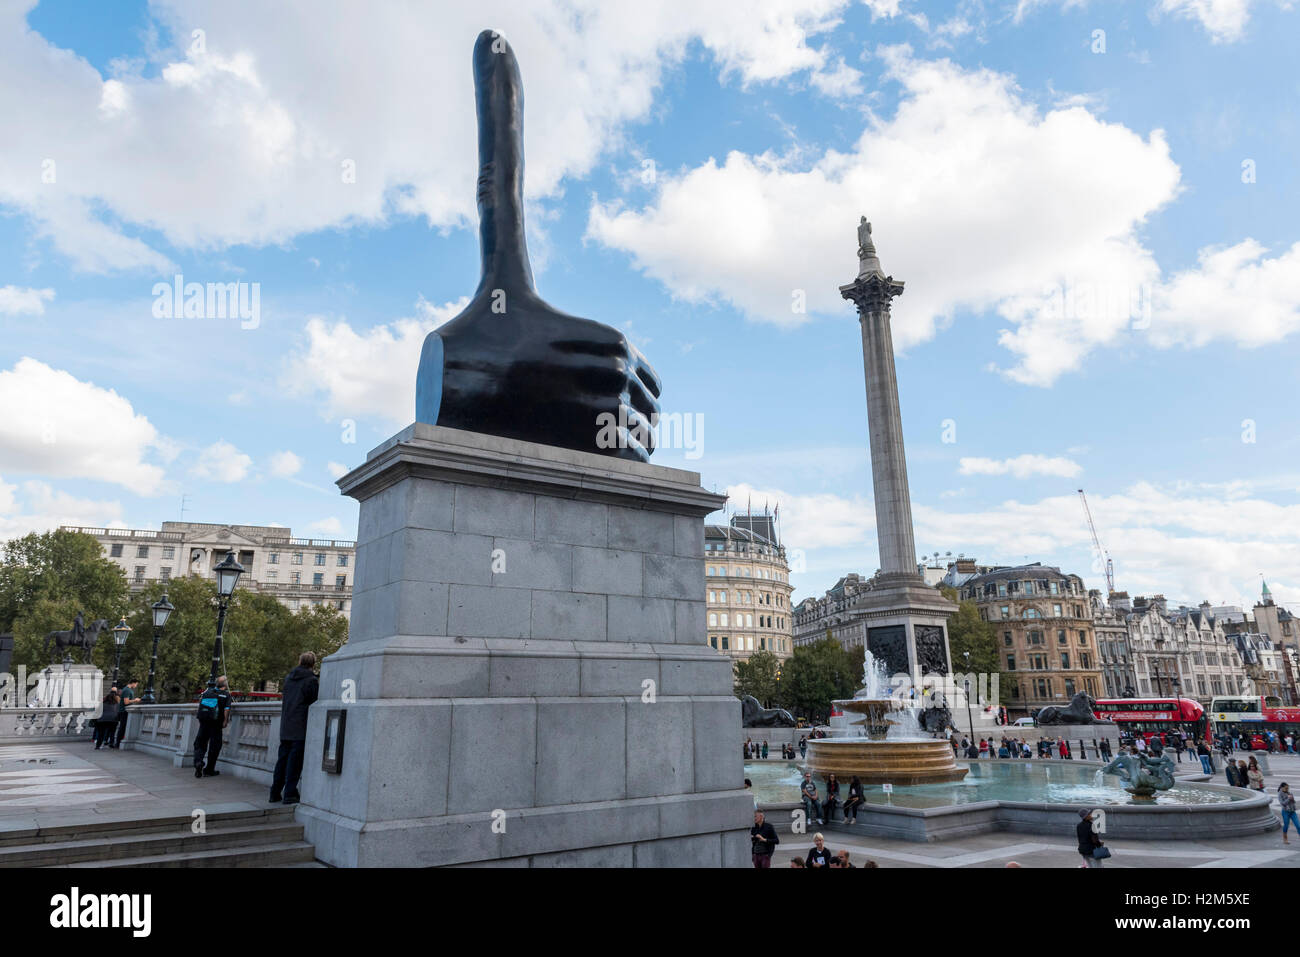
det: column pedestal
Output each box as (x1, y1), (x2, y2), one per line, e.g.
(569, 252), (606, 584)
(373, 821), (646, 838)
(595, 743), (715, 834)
(296, 424), (752, 867)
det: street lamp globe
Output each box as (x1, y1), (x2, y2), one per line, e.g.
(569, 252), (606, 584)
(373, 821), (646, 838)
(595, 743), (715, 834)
(113, 617), (131, 649)
(213, 553), (244, 597)
(151, 593), (175, 629)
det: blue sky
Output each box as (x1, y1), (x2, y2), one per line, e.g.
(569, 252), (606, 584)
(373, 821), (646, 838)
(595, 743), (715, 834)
(1, 0), (1297, 612)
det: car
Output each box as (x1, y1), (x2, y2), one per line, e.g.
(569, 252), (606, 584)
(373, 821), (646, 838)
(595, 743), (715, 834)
(1011, 717), (1036, 728)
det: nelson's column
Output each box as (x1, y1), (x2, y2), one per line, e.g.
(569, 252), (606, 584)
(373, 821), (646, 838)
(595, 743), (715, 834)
(839, 218), (958, 693)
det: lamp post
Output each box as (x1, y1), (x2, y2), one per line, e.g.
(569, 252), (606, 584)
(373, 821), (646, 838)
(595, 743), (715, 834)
(206, 553), (244, 692)
(111, 617), (131, 690)
(142, 593), (174, 705)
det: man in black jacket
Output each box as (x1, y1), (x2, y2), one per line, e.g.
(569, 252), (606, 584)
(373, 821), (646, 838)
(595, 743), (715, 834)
(750, 810), (779, 868)
(270, 652), (319, 805)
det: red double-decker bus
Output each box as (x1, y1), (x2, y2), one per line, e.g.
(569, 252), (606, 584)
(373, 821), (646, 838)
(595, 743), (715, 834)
(1210, 695), (1300, 750)
(1091, 697), (1208, 746)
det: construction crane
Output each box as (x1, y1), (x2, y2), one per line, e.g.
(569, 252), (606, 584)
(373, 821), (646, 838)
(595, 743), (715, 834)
(1077, 489), (1114, 595)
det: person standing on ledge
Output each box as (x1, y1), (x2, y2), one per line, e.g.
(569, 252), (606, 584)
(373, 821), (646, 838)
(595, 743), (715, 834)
(270, 652), (319, 805)
(193, 676), (232, 778)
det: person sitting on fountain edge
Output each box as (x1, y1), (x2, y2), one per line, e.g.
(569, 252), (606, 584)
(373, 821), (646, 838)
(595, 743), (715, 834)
(801, 771), (824, 826)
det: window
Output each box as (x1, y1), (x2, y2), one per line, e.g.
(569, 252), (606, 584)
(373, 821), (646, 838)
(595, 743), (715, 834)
(1058, 629), (1067, 644)
(1050, 581), (1059, 595)
(1078, 631), (1087, 645)
(1029, 630), (1043, 645)
(267, 569), (278, 580)
(719, 591), (726, 602)
(315, 553), (326, 566)
(745, 614), (753, 627)
(998, 583), (1007, 596)
(1060, 652), (1070, 669)
(134, 565), (146, 581)
(1007, 655), (1016, 670)
(720, 613), (729, 627)
(1000, 605), (1010, 619)
(1080, 652), (1091, 668)
(717, 566), (727, 575)
(162, 546), (175, 560)
(336, 575), (347, 589)
(721, 636), (729, 651)
(1053, 603), (1063, 617)
(337, 554), (348, 566)
(708, 591), (715, 603)
(160, 567), (170, 582)
(337, 601), (346, 611)
(137, 545), (149, 558)
(1022, 608), (1040, 619)
(110, 544), (123, 557)
(1065, 678), (1076, 696)
(708, 613), (717, 627)
(1004, 632), (1012, 646)
(268, 552), (279, 564)
(710, 636), (717, 649)
(292, 552), (303, 565)
(292, 572), (301, 585)
(312, 573), (324, 586)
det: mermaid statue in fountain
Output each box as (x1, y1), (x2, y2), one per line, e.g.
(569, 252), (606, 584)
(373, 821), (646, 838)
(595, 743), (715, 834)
(1100, 745), (1177, 799)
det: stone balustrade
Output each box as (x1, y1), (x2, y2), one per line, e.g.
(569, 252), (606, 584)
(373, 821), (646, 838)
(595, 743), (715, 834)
(124, 702), (282, 786)
(0, 706), (97, 742)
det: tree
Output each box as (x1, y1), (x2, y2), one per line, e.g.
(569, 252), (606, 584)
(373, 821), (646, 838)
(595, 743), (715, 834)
(734, 650), (780, 706)
(777, 637), (863, 724)
(109, 579), (349, 701)
(0, 530), (128, 674)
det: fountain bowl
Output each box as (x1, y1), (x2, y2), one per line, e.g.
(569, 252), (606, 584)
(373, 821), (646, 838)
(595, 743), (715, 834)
(807, 697), (968, 785)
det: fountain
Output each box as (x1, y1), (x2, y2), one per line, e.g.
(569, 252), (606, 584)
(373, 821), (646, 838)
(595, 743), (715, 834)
(803, 651), (968, 786)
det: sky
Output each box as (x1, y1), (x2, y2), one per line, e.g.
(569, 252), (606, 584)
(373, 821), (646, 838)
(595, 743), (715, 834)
(1, 0), (1297, 614)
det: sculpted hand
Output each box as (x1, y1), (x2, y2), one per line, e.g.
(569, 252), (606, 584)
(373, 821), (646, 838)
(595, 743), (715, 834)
(416, 31), (661, 461)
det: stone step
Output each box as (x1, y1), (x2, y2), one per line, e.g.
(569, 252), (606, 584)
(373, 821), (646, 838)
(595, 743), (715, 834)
(0, 821), (306, 867)
(0, 804), (297, 848)
(57, 841), (317, 868)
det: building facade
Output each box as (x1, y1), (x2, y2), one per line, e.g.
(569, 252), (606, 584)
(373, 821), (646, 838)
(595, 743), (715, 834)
(956, 562), (1103, 717)
(703, 515), (794, 663)
(792, 573), (876, 652)
(62, 522), (356, 620)
(1092, 589), (1136, 698)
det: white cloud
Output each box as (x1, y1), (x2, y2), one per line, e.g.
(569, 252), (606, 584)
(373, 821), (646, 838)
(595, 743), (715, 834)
(0, 357), (168, 494)
(0, 285), (54, 315)
(1154, 0), (1275, 41)
(1016, 0), (1287, 42)
(589, 47), (1183, 385)
(0, 477), (125, 540)
(325, 462), (349, 479)
(191, 441), (252, 483)
(958, 454), (1082, 478)
(0, 0), (883, 271)
(305, 516), (345, 537)
(269, 450), (303, 478)
(589, 47), (1300, 384)
(285, 296), (467, 423)
(770, 479), (1300, 611)
(727, 482), (875, 550)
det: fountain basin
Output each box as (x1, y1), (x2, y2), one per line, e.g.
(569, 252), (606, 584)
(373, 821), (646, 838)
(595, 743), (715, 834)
(746, 760), (1277, 842)
(804, 738), (968, 785)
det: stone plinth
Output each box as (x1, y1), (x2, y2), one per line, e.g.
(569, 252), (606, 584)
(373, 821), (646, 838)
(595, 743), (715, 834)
(296, 424), (752, 867)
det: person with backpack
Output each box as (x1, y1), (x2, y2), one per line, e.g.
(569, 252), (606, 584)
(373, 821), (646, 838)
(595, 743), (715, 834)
(192, 676), (232, 778)
(270, 652), (319, 805)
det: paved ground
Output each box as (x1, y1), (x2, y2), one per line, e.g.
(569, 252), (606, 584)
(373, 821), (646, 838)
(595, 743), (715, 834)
(0, 741), (273, 835)
(4, 741), (1298, 866)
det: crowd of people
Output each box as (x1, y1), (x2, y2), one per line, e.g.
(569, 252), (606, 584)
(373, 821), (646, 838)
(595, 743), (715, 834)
(745, 734), (824, 760)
